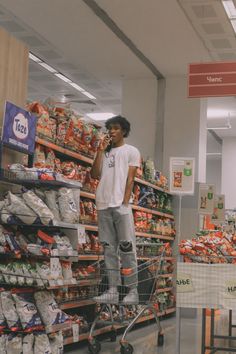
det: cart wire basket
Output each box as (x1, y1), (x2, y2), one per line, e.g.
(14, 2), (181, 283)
(87, 243), (169, 354)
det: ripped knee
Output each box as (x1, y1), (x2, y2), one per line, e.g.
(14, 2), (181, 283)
(119, 241), (133, 252)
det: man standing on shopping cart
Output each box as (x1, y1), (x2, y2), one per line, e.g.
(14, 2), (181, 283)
(91, 115), (140, 305)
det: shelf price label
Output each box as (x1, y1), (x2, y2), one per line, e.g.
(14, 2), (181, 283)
(169, 157), (195, 195)
(225, 280), (236, 298)
(176, 273), (194, 293)
(78, 225), (86, 244)
(72, 323), (79, 342)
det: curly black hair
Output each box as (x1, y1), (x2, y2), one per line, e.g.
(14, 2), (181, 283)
(105, 115), (131, 137)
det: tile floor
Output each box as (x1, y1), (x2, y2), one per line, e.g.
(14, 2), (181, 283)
(65, 310), (236, 354)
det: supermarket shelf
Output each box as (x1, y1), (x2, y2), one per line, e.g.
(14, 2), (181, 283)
(60, 299), (95, 310)
(63, 307), (176, 345)
(35, 136), (94, 165)
(137, 256), (174, 261)
(82, 225), (175, 242)
(48, 279), (100, 289)
(157, 287), (173, 293)
(159, 273), (174, 278)
(132, 205), (174, 220)
(78, 254), (104, 261)
(134, 177), (172, 195)
(165, 307), (176, 315)
(83, 224), (99, 232)
(135, 231), (174, 241)
(46, 321), (71, 334)
(80, 190), (96, 199)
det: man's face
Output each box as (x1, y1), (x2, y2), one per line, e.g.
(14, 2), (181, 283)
(107, 123), (125, 144)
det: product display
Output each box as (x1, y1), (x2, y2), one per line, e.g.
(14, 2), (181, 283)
(179, 230), (236, 263)
(0, 108), (175, 351)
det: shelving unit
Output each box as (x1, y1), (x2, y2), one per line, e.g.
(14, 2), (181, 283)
(34, 136), (176, 345)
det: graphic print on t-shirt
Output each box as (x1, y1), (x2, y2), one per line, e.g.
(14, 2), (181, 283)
(108, 154), (115, 168)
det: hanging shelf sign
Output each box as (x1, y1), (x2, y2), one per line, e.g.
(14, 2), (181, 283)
(1, 101), (37, 154)
(169, 157), (195, 195)
(188, 61), (236, 98)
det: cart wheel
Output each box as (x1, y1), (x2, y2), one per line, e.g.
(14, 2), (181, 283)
(120, 343), (134, 354)
(88, 339), (101, 354)
(157, 333), (164, 347)
(110, 330), (117, 342)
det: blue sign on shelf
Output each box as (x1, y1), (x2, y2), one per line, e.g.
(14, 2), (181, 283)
(2, 101), (37, 154)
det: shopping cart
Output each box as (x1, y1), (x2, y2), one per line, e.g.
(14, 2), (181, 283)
(87, 243), (169, 354)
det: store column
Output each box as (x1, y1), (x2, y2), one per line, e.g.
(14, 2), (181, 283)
(122, 78), (158, 160)
(221, 138), (236, 209)
(0, 26), (29, 165)
(163, 76), (208, 239)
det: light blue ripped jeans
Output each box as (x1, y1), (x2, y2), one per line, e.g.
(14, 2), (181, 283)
(98, 204), (138, 289)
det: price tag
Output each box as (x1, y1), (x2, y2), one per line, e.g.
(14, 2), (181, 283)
(225, 280), (236, 298)
(78, 225), (86, 244)
(176, 273), (194, 293)
(50, 257), (60, 279)
(49, 279), (56, 287)
(72, 323), (79, 342)
(57, 279), (64, 286)
(51, 249), (59, 256)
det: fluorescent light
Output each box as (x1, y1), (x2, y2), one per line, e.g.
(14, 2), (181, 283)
(82, 91), (96, 100)
(222, 0), (236, 18)
(207, 109), (230, 119)
(222, 0), (236, 33)
(29, 52), (96, 100)
(54, 73), (72, 83)
(38, 62), (57, 73)
(206, 153), (222, 156)
(29, 52), (42, 63)
(87, 112), (115, 121)
(69, 82), (84, 92)
(207, 126), (231, 130)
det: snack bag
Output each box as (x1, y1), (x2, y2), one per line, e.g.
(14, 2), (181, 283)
(12, 289), (43, 332)
(90, 127), (101, 152)
(34, 291), (69, 327)
(6, 334), (22, 354)
(22, 190), (54, 225)
(33, 144), (46, 169)
(1, 291), (21, 331)
(44, 190), (60, 221)
(0, 334), (7, 354)
(34, 333), (52, 354)
(45, 149), (56, 170)
(58, 188), (78, 224)
(5, 192), (38, 225)
(22, 333), (34, 354)
(50, 331), (63, 354)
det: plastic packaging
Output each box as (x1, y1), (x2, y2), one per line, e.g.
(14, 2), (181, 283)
(5, 192), (38, 225)
(22, 333), (34, 354)
(22, 190), (54, 225)
(12, 289), (43, 332)
(34, 333), (52, 354)
(44, 191), (60, 221)
(34, 291), (69, 327)
(58, 188), (78, 224)
(50, 331), (63, 354)
(6, 334), (22, 354)
(1, 291), (21, 331)
(0, 334), (7, 354)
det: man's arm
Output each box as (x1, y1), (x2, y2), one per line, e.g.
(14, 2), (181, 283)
(123, 166), (137, 205)
(90, 134), (111, 179)
(90, 150), (103, 179)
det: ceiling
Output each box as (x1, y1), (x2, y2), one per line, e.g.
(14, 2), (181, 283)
(0, 0), (235, 134)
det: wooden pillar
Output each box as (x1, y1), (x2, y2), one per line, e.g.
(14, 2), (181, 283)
(0, 26), (29, 166)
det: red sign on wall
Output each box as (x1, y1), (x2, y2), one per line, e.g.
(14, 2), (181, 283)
(188, 62), (236, 98)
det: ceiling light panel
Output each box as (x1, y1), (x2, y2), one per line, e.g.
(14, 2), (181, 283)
(54, 73), (72, 83)
(87, 112), (115, 121)
(38, 62), (58, 73)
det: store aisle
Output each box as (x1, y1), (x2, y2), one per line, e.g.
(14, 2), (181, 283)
(65, 310), (236, 354)
(65, 316), (192, 354)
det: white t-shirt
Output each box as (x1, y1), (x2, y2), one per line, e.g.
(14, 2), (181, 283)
(96, 144), (140, 210)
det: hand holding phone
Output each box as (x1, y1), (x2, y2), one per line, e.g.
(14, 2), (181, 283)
(98, 133), (112, 152)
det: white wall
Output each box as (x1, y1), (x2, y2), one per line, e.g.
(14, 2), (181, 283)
(222, 138), (236, 209)
(163, 76), (207, 182)
(206, 158), (222, 194)
(122, 78), (158, 160)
